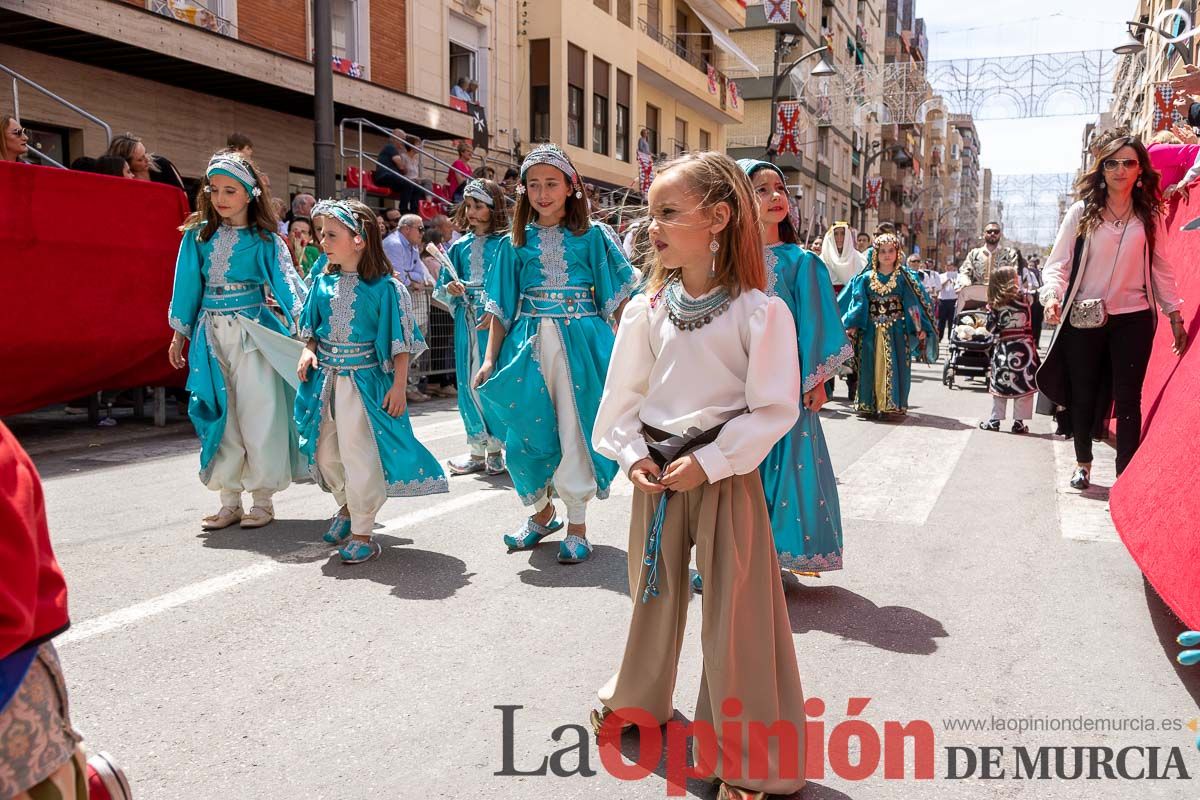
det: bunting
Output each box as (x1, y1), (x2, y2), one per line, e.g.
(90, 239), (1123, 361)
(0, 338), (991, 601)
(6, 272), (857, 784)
(1154, 84), (1184, 132)
(637, 151), (655, 194)
(707, 65), (718, 95)
(776, 101), (802, 156)
(865, 176), (883, 209)
(765, 0), (792, 24)
(729, 80), (740, 109)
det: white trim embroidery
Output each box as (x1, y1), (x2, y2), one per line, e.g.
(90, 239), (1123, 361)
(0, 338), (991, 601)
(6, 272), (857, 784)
(764, 246), (780, 297)
(328, 272), (359, 342)
(536, 225), (570, 288)
(206, 226), (239, 285)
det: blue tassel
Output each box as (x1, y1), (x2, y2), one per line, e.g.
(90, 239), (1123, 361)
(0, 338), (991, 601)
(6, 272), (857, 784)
(641, 493), (670, 604)
(1177, 630), (1200, 647)
(1178, 649), (1200, 667)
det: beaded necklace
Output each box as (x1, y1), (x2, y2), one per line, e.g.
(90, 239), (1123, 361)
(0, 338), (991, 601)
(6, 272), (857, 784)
(664, 277), (731, 331)
(868, 265), (900, 295)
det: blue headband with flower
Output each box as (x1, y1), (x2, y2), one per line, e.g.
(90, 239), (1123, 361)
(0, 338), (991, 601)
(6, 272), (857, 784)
(205, 152), (261, 198)
(311, 199), (364, 236)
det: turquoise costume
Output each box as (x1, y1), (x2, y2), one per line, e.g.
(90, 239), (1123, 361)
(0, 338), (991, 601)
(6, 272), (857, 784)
(838, 264), (938, 415)
(168, 223), (309, 483)
(435, 231), (505, 451)
(294, 271), (448, 497)
(759, 243), (853, 573)
(478, 222), (639, 505)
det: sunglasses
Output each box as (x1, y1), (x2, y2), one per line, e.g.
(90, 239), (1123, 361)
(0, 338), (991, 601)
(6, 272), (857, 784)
(1102, 158), (1139, 172)
(8, 126), (29, 138)
(985, 229), (1001, 235)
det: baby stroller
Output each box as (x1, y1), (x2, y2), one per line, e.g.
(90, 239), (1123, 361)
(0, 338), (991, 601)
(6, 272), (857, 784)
(942, 285), (992, 390)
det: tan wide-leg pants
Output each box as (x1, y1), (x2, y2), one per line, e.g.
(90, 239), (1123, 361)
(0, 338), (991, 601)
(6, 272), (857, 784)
(206, 315), (294, 509)
(315, 375), (388, 535)
(598, 471), (807, 795)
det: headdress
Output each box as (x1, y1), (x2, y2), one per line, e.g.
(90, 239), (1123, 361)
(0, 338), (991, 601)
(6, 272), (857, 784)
(736, 158), (786, 185)
(518, 143), (583, 198)
(311, 199), (364, 238)
(463, 179), (495, 207)
(205, 152), (260, 198)
(821, 221), (863, 285)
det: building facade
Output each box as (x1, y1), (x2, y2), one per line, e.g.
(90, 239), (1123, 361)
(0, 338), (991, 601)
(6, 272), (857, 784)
(515, 0), (746, 194)
(1109, 0), (1196, 140)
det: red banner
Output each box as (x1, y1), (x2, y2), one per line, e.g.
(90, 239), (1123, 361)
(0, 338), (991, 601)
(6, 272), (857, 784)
(764, 0), (791, 24)
(729, 80), (740, 109)
(706, 65), (718, 95)
(0, 161), (190, 415)
(865, 176), (883, 209)
(776, 101), (802, 156)
(636, 151), (655, 194)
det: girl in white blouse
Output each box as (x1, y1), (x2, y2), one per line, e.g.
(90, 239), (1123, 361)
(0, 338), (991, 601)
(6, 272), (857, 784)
(1038, 133), (1187, 489)
(590, 152), (806, 800)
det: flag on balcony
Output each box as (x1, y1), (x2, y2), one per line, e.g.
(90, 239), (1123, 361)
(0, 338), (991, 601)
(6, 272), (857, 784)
(865, 176), (883, 209)
(729, 81), (740, 110)
(707, 65), (718, 95)
(1153, 84), (1184, 131)
(765, 0), (792, 24)
(332, 56), (364, 78)
(777, 101), (802, 156)
(637, 151), (655, 194)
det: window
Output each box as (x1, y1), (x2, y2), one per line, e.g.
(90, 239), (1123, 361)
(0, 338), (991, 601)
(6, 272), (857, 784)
(449, 42), (475, 93)
(646, 0), (661, 36)
(593, 57), (610, 156)
(674, 118), (687, 155)
(615, 70), (631, 162)
(617, 0), (631, 26)
(332, 0), (360, 62)
(568, 44), (586, 148)
(529, 39), (551, 142)
(594, 0), (609, 11)
(675, 8), (689, 55)
(699, 129), (710, 152)
(646, 104), (660, 154)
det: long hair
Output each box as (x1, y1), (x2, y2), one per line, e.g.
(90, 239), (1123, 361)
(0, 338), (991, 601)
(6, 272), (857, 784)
(106, 133), (160, 174)
(1, 115), (19, 161)
(180, 152), (278, 242)
(987, 265), (1020, 307)
(510, 172), (591, 247)
(451, 179), (511, 235)
(644, 151), (766, 297)
(322, 199), (393, 282)
(1076, 133), (1162, 257)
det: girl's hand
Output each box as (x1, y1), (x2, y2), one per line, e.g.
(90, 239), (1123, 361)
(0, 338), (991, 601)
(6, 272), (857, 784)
(472, 360), (494, 388)
(297, 348), (319, 382)
(476, 313), (493, 331)
(382, 383), (407, 417)
(168, 334), (187, 370)
(803, 381), (828, 413)
(629, 457), (664, 494)
(1171, 315), (1189, 356)
(659, 455), (708, 493)
(1044, 299), (1062, 326)
(447, 280), (466, 297)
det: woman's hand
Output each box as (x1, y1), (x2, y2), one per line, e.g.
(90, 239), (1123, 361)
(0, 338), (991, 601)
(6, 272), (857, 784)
(472, 359), (494, 389)
(1171, 315), (1189, 356)
(1173, 123), (1200, 144)
(168, 333), (187, 370)
(446, 280), (466, 297)
(629, 458), (664, 494)
(803, 381), (828, 413)
(659, 455), (708, 493)
(1044, 299), (1062, 326)
(297, 348), (319, 382)
(382, 383), (407, 417)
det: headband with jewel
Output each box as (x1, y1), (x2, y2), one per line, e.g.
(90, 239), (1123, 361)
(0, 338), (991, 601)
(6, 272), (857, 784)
(737, 158), (786, 186)
(205, 152), (261, 198)
(463, 179), (495, 207)
(519, 143), (583, 199)
(312, 199), (364, 237)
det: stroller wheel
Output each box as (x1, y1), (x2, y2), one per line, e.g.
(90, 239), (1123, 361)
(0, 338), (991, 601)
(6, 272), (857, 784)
(943, 365), (955, 389)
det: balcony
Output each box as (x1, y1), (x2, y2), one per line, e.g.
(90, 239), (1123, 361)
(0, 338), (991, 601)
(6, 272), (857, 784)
(684, 0), (746, 32)
(817, 162), (831, 185)
(637, 17), (742, 124)
(147, 0), (234, 36)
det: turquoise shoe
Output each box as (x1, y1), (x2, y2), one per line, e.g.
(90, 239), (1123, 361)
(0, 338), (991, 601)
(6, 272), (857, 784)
(503, 512), (564, 551)
(557, 534), (593, 564)
(691, 572), (703, 594)
(338, 538), (381, 564)
(322, 514), (352, 544)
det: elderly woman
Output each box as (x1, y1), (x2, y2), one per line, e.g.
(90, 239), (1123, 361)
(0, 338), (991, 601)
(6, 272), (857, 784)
(1039, 131), (1188, 489)
(1, 115), (29, 162)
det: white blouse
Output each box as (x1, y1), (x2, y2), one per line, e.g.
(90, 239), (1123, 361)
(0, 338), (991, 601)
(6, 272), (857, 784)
(592, 287), (801, 484)
(1041, 201), (1182, 315)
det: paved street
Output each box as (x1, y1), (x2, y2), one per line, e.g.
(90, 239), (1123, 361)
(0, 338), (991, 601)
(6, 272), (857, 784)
(14, 355), (1199, 799)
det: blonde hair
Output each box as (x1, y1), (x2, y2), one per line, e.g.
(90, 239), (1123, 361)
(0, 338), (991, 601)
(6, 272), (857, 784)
(1150, 130), (1182, 145)
(644, 151), (765, 296)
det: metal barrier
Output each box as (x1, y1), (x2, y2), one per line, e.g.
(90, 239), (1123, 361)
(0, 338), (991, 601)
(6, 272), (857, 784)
(405, 287), (457, 384)
(339, 117), (466, 207)
(2, 62), (113, 168)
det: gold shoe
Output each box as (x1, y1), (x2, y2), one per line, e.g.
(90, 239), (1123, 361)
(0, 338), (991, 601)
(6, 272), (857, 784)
(716, 782), (766, 800)
(589, 706), (634, 738)
(240, 506), (275, 529)
(201, 506), (242, 530)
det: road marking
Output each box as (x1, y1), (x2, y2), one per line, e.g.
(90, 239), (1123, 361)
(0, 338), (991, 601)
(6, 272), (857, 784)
(1052, 434), (1119, 543)
(836, 413), (973, 526)
(58, 488), (506, 646)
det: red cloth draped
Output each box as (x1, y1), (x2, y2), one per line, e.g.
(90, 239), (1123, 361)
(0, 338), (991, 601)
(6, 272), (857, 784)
(0, 161), (190, 416)
(1109, 196), (1200, 629)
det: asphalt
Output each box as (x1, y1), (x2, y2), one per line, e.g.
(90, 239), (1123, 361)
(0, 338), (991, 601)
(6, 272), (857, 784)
(12, 352), (1200, 799)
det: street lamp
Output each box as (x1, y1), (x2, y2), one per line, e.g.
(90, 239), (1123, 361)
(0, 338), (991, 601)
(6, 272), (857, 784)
(1112, 20), (1176, 55)
(766, 37), (835, 163)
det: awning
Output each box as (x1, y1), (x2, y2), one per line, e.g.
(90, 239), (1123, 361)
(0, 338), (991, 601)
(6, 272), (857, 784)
(692, 9), (760, 77)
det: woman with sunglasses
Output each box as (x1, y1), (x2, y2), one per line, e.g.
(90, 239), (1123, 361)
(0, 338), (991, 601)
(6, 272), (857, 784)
(1, 116), (29, 162)
(1038, 131), (1187, 490)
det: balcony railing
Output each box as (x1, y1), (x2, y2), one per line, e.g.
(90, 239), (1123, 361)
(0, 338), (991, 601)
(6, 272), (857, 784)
(637, 18), (732, 111)
(148, 0), (235, 36)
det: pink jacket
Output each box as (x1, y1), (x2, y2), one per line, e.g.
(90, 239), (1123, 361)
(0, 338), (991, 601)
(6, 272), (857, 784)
(1147, 143), (1200, 188)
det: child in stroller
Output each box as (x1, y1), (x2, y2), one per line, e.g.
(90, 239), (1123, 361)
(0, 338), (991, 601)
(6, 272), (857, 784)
(942, 284), (992, 389)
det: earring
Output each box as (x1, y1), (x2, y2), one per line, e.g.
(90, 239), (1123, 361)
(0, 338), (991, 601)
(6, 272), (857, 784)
(709, 238), (719, 278)
(1137, 179), (1143, 187)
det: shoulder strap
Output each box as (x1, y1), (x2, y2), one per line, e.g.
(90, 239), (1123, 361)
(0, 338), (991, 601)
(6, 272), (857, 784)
(1062, 235), (1085, 303)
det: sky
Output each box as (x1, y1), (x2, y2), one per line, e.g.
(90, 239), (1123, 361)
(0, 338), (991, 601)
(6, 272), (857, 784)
(920, 0), (1136, 176)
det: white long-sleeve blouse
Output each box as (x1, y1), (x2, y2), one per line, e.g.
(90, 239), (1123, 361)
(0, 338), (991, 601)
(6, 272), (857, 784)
(1040, 200), (1182, 315)
(592, 287), (801, 484)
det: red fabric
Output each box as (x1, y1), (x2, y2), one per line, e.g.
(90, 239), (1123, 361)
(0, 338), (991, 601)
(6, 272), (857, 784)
(1147, 143), (1200, 188)
(0, 161), (190, 415)
(0, 422), (69, 659)
(447, 159), (471, 192)
(1109, 196), (1200, 629)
